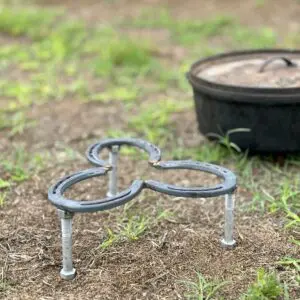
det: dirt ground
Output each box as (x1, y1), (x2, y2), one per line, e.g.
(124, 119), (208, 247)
(42, 0), (300, 31)
(0, 0), (300, 299)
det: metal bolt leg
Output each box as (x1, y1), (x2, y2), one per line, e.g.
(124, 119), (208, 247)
(107, 145), (119, 197)
(221, 193), (236, 248)
(58, 209), (76, 280)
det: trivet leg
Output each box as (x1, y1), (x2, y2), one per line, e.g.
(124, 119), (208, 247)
(58, 209), (76, 280)
(221, 193), (236, 248)
(107, 145), (119, 197)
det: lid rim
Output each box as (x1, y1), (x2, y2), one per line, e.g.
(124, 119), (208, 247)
(188, 75), (300, 105)
(189, 48), (300, 92)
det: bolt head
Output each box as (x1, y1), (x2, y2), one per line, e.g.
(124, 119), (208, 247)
(220, 238), (236, 249)
(60, 268), (76, 280)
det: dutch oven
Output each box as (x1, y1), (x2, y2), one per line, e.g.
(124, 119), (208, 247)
(187, 49), (300, 153)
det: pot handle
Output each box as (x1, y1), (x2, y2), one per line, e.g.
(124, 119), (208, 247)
(259, 56), (297, 73)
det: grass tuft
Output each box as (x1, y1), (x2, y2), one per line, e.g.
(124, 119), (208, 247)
(94, 37), (155, 77)
(260, 181), (300, 229)
(0, 6), (60, 39)
(179, 271), (228, 300)
(0, 192), (7, 207)
(0, 147), (49, 185)
(90, 86), (140, 105)
(126, 8), (277, 48)
(231, 27), (277, 48)
(99, 208), (170, 249)
(277, 257), (300, 286)
(32, 20), (87, 61)
(129, 99), (191, 145)
(99, 215), (150, 249)
(171, 143), (231, 163)
(126, 9), (234, 46)
(241, 268), (283, 300)
(173, 15), (234, 45)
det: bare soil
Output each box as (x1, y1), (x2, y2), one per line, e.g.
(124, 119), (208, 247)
(1, 0), (300, 299)
(1, 155), (298, 299)
(41, 0), (300, 34)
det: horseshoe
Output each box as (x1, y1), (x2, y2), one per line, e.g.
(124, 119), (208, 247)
(146, 160), (236, 197)
(48, 138), (237, 281)
(86, 138), (162, 167)
(48, 168), (144, 213)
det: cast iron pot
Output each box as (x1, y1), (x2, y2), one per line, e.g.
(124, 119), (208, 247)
(187, 49), (300, 153)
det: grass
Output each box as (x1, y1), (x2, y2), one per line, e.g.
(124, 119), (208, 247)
(179, 271), (228, 300)
(99, 38), (153, 68)
(32, 20), (87, 61)
(124, 9), (277, 48)
(0, 264), (12, 293)
(0, 5), (279, 137)
(0, 111), (35, 136)
(100, 215), (150, 249)
(1, 150), (31, 183)
(125, 9), (234, 45)
(0, 6), (183, 136)
(0, 81), (37, 110)
(241, 268), (284, 300)
(170, 142), (230, 163)
(0, 2), (299, 298)
(0, 6), (60, 39)
(231, 27), (277, 48)
(258, 181), (300, 229)
(90, 86), (140, 105)
(190, 128), (299, 234)
(169, 128), (253, 170)
(206, 128), (251, 153)
(128, 99), (192, 144)
(0, 7), (91, 129)
(53, 143), (84, 162)
(0, 147), (48, 185)
(173, 16), (234, 45)
(0, 75), (84, 111)
(93, 36), (157, 80)
(255, 0), (265, 7)
(0, 179), (10, 190)
(100, 208), (170, 249)
(0, 280), (11, 293)
(277, 257), (300, 285)
(0, 192), (7, 207)
(0, 44), (31, 66)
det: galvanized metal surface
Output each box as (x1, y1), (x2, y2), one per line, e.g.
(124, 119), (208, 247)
(107, 145), (119, 197)
(57, 209), (76, 280)
(221, 193), (236, 248)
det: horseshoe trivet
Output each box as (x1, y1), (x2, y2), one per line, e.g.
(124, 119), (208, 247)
(48, 138), (237, 280)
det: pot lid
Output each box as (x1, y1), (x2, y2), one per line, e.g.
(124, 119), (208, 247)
(195, 51), (300, 88)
